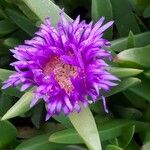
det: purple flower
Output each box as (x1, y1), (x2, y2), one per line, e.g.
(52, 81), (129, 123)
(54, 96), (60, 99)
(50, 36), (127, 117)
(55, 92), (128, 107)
(2, 13), (118, 120)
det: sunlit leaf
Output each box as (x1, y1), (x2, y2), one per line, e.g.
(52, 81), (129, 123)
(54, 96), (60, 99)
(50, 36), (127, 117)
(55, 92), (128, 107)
(114, 45), (150, 68)
(1, 90), (34, 120)
(0, 68), (14, 81)
(111, 31), (150, 52)
(68, 106), (102, 150)
(108, 67), (143, 78)
(22, 0), (72, 24)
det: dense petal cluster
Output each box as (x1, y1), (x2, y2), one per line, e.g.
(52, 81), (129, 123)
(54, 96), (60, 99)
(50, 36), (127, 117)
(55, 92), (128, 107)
(2, 13), (118, 120)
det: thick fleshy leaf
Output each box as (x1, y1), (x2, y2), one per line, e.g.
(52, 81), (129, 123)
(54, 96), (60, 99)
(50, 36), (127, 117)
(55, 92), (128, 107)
(17, 2), (38, 21)
(118, 125), (135, 148)
(5, 8), (37, 36)
(129, 77), (150, 102)
(15, 133), (64, 150)
(106, 145), (123, 150)
(113, 106), (142, 120)
(3, 37), (21, 48)
(107, 67), (143, 78)
(0, 68), (14, 81)
(142, 142), (150, 150)
(0, 8), (6, 19)
(142, 132), (150, 150)
(104, 77), (141, 97)
(114, 45), (150, 68)
(0, 69), (22, 97)
(31, 102), (44, 128)
(22, 0), (72, 23)
(127, 31), (135, 49)
(0, 39), (9, 55)
(111, 31), (150, 52)
(110, 0), (140, 37)
(129, 0), (150, 12)
(91, 0), (113, 39)
(144, 70), (150, 79)
(143, 5), (150, 18)
(124, 90), (147, 109)
(53, 114), (72, 128)
(0, 19), (17, 36)
(0, 120), (17, 148)
(68, 106), (102, 150)
(0, 93), (12, 116)
(49, 119), (133, 144)
(1, 90), (34, 120)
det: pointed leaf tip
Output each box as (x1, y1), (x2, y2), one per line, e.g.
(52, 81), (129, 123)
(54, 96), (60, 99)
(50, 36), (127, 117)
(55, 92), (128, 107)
(1, 90), (34, 120)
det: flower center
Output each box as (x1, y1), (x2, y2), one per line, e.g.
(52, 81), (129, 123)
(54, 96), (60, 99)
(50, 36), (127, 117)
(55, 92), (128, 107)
(44, 57), (78, 93)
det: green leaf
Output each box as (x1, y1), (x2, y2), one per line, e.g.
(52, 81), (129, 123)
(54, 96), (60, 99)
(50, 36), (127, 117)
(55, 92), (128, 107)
(142, 132), (150, 150)
(0, 39), (9, 55)
(144, 132), (150, 143)
(111, 31), (150, 52)
(1, 90), (34, 120)
(22, 0), (72, 24)
(15, 133), (64, 150)
(3, 37), (21, 48)
(0, 69), (14, 81)
(113, 106), (142, 120)
(17, 3), (38, 21)
(0, 93), (12, 116)
(124, 90), (147, 109)
(107, 67), (143, 78)
(143, 107), (150, 124)
(0, 69), (22, 97)
(0, 8), (7, 19)
(118, 125), (135, 148)
(5, 8), (37, 36)
(64, 145), (87, 150)
(114, 45), (150, 68)
(49, 119), (134, 144)
(144, 70), (150, 79)
(68, 106), (102, 150)
(127, 31), (135, 49)
(53, 114), (72, 128)
(0, 56), (10, 67)
(91, 0), (113, 39)
(104, 77), (141, 97)
(129, 0), (150, 12)
(31, 102), (43, 128)
(1, 86), (22, 98)
(0, 19), (17, 36)
(125, 140), (140, 150)
(129, 77), (150, 102)
(110, 0), (140, 37)
(106, 145), (123, 150)
(0, 120), (17, 148)
(143, 5), (150, 18)
(142, 143), (150, 150)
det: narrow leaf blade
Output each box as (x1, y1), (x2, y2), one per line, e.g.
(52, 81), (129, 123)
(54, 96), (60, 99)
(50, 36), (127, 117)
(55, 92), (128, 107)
(1, 90), (34, 120)
(68, 107), (102, 150)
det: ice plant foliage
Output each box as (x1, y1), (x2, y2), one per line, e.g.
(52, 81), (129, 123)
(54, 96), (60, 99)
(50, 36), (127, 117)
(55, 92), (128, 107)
(2, 13), (118, 120)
